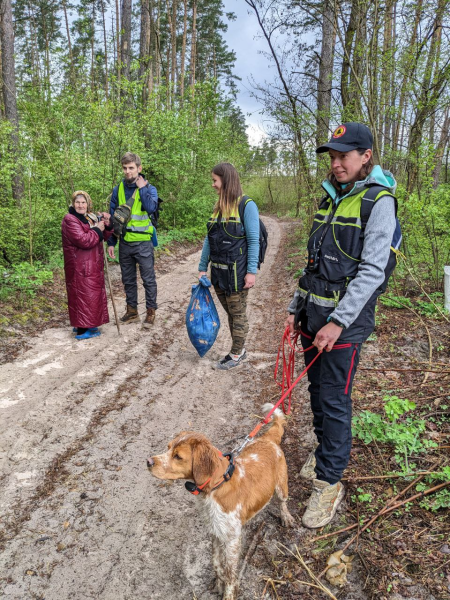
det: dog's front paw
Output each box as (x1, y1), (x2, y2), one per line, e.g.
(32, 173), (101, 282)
(281, 510), (295, 528)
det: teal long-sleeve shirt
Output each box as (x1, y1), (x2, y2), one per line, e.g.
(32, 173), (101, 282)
(198, 200), (260, 274)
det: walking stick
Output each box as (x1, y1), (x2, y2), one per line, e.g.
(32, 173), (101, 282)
(103, 243), (121, 336)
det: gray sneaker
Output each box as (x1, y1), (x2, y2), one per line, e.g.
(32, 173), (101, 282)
(300, 447), (318, 480)
(216, 350), (247, 370)
(302, 479), (345, 529)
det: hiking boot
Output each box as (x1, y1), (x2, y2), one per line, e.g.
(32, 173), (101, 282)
(143, 308), (156, 328)
(300, 447), (318, 480)
(216, 350), (247, 370)
(73, 327), (99, 334)
(75, 330), (101, 341)
(120, 305), (140, 324)
(302, 479), (345, 529)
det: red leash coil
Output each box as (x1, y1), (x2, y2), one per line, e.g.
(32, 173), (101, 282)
(245, 328), (321, 442)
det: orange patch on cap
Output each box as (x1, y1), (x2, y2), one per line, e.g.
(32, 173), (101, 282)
(332, 125), (347, 139)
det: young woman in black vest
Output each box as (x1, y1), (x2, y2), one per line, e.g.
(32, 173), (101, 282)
(198, 163), (260, 370)
(285, 123), (399, 529)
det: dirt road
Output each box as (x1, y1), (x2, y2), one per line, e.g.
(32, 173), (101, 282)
(0, 217), (308, 599)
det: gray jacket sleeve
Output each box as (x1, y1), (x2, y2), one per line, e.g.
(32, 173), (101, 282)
(329, 196), (396, 328)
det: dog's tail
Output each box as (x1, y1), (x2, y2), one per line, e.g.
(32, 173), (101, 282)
(261, 403), (286, 445)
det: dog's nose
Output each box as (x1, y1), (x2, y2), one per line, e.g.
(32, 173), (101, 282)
(147, 458), (154, 468)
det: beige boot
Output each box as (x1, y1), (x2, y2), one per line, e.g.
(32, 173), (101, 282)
(120, 305), (140, 324)
(142, 308), (156, 328)
(302, 479), (345, 529)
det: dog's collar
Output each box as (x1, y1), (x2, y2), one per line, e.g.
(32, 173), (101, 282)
(185, 451), (236, 496)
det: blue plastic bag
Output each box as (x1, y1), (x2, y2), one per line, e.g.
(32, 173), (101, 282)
(186, 276), (220, 357)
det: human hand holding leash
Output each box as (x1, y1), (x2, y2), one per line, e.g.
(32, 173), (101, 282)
(284, 313), (295, 336)
(313, 322), (342, 352)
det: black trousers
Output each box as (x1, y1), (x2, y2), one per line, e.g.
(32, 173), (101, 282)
(119, 240), (157, 309)
(300, 325), (361, 485)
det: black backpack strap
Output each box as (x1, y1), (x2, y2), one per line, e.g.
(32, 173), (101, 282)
(238, 195), (251, 223)
(360, 185), (397, 230)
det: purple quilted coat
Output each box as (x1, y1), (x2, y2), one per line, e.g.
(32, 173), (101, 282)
(61, 209), (113, 328)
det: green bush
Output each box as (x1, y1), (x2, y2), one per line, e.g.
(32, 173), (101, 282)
(0, 262), (53, 305)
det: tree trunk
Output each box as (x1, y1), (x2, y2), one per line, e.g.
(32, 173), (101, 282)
(100, 0), (109, 99)
(121, 0), (132, 80)
(0, 0), (24, 201)
(91, 1), (96, 94)
(432, 107), (450, 188)
(392, 0), (423, 154)
(62, 0), (75, 86)
(179, 0), (188, 100)
(407, 0), (447, 192)
(316, 0), (336, 147)
(381, 0), (394, 158)
(171, 0), (177, 93)
(115, 0), (121, 90)
(140, 0), (151, 103)
(166, 0), (172, 105)
(189, 0), (197, 88)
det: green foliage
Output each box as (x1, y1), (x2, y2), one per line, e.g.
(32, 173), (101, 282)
(351, 487), (373, 503)
(397, 184), (450, 287)
(0, 262), (53, 306)
(352, 395), (437, 472)
(380, 291), (445, 317)
(0, 82), (250, 268)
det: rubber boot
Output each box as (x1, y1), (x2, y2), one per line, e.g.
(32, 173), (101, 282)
(143, 308), (156, 329)
(120, 305), (140, 324)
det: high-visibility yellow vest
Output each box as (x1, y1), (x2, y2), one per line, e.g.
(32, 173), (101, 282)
(118, 182), (154, 242)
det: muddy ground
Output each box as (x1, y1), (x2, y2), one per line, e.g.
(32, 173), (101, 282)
(0, 218), (448, 600)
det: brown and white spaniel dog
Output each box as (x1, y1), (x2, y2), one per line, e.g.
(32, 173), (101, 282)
(147, 404), (294, 600)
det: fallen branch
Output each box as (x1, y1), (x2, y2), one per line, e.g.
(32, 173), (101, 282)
(343, 469), (443, 482)
(278, 544), (338, 600)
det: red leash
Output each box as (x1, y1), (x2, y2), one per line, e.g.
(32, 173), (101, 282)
(273, 326), (353, 417)
(232, 326), (352, 455)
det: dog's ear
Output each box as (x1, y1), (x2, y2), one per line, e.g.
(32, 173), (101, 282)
(191, 437), (218, 485)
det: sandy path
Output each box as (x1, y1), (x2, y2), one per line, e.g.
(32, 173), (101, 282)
(0, 217), (285, 599)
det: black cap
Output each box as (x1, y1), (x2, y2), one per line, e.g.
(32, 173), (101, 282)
(316, 123), (373, 153)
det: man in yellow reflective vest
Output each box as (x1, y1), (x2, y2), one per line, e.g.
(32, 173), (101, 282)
(107, 152), (158, 328)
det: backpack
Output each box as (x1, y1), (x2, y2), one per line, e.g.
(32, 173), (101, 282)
(238, 196), (268, 269)
(360, 185), (402, 292)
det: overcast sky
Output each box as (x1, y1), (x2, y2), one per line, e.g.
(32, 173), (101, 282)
(222, 0), (275, 145)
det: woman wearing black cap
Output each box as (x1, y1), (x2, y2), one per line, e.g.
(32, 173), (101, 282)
(285, 122), (401, 529)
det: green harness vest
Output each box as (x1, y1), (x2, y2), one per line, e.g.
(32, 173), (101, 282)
(118, 182), (154, 242)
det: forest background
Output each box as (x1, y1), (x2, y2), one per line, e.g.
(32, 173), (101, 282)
(0, 0), (449, 300)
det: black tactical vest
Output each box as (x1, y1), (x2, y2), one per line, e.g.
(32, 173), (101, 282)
(207, 205), (247, 295)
